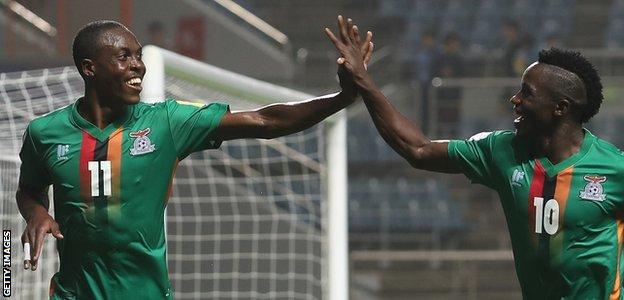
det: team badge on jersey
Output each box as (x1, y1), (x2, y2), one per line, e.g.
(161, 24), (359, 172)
(579, 175), (607, 201)
(129, 128), (156, 156)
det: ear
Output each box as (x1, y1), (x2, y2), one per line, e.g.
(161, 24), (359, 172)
(81, 59), (95, 78)
(554, 98), (571, 117)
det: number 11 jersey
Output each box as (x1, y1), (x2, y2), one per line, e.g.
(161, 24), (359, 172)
(19, 98), (228, 299)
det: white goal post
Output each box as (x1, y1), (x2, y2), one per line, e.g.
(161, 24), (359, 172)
(141, 45), (348, 300)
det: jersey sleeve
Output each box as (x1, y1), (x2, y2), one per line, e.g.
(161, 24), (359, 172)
(165, 99), (229, 158)
(18, 125), (52, 190)
(447, 131), (499, 188)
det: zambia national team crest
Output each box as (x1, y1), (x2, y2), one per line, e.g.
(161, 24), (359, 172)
(579, 175), (607, 201)
(129, 128), (156, 156)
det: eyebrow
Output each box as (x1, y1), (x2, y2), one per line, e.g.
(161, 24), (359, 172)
(522, 82), (535, 93)
(118, 46), (142, 53)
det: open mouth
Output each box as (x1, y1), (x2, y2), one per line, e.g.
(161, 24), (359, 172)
(513, 109), (525, 127)
(125, 77), (142, 91)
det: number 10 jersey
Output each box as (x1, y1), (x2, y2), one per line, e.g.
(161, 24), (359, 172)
(448, 130), (624, 300)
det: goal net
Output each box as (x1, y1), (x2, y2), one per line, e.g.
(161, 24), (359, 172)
(0, 46), (347, 299)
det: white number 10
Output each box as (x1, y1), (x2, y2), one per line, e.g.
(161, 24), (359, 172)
(88, 161), (112, 197)
(533, 197), (559, 235)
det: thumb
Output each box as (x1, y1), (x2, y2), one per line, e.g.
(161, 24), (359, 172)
(50, 222), (64, 239)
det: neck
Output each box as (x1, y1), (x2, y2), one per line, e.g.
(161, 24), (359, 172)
(79, 88), (128, 129)
(530, 122), (585, 164)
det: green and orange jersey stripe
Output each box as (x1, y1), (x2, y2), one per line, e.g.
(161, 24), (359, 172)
(525, 161), (624, 298)
(107, 128), (123, 220)
(78, 128), (124, 222)
(611, 213), (624, 300)
(526, 161), (572, 255)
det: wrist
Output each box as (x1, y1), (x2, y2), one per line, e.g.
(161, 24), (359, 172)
(354, 73), (376, 94)
(338, 86), (358, 104)
(25, 205), (48, 223)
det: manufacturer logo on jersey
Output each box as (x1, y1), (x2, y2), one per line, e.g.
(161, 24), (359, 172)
(129, 128), (156, 156)
(579, 175), (607, 201)
(511, 169), (525, 187)
(57, 144), (69, 160)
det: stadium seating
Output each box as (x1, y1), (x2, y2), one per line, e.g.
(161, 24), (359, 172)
(397, 0), (577, 53)
(606, 0), (624, 48)
(348, 177), (463, 233)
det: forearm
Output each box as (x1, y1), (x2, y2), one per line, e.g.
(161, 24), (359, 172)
(16, 188), (49, 223)
(359, 76), (429, 153)
(257, 91), (355, 139)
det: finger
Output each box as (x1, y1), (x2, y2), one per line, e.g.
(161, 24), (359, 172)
(361, 31), (373, 54)
(51, 222), (64, 239)
(324, 28), (341, 47)
(26, 229), (36, 270)
(364, 42), (374, 66)
(353, 25), (362, 47)
(337, 57), (345, 65)
(338, 15), (349, 43)
(347, 18), (356, 43)
(22, 233), (31, 270)
(32, 228), (46, 271)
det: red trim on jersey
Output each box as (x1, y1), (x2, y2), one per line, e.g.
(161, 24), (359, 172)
(528, 160), (546, 234)
(79, 132), (96, 202)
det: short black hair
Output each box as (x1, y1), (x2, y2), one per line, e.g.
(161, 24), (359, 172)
(72, 20), (127, 78)
(538, 48), (603, 123)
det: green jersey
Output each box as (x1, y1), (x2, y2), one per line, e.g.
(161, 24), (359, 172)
(18, 98), (228, 299)
(448, 130), (624, 299)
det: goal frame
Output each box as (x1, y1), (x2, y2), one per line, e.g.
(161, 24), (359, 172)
(141, 45), (348, 300)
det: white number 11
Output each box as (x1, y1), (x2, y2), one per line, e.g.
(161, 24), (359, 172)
(88, 161), (112, 197)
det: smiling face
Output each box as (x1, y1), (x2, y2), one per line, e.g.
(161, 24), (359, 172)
(510, 63), (560, 137)
(83, 27), (145, 106)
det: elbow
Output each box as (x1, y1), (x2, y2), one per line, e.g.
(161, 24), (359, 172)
(404, 145), (429, 169)
(255, 118), (285, 140)
(256, 114), (304, 139)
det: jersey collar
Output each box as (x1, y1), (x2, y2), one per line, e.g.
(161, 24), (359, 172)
(538, 128), (596, 178)
(70, 97), (135, 142)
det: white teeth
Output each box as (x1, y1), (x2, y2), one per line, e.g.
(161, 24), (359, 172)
(126, 78), (142, 85)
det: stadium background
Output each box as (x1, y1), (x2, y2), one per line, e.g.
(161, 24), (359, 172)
(3, 0), (624, 299)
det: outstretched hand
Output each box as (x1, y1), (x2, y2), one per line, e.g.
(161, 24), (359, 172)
(325, 15), (373, 79)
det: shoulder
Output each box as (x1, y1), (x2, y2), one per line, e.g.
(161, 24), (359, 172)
(136, 98), (209, 112)
(130, 98), (176, 119)
(27, 104), (73, 136)
(449, 130), (515, 157)
(592, 135), (624, 161)
(467, 130), (514, 144)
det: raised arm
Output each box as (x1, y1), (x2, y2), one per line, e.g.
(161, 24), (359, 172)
(325, 16), (460, 173)
(16, 185), (63, 271)
(212, 20), (373, 141)
(214, 91), (352, 140)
